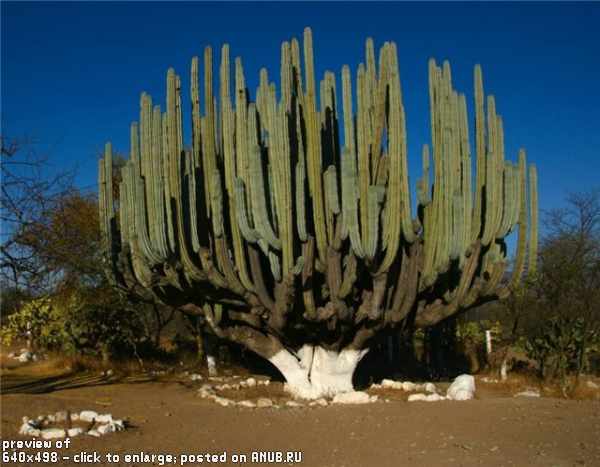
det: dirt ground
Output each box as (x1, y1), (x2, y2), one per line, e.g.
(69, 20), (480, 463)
(1, 352), (600, 467)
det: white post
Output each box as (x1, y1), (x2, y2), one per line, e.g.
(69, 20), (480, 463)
(485, 330), (493, 356)
(500, 359), (508, 381)
(207, 355), (217, 377)
(26, 321), (32, 351)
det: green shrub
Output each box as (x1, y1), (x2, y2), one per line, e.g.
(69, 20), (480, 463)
(1, 291), (145, 363)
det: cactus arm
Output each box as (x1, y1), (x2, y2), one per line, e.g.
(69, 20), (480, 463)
(365, 185), (385, 260)
(295, 159), (309, 242)
(247, 142), (281, 250)
(510, 149), (528, 288)
(391, 43), (415, 245)
(219, 45), (254, 292)
(268, 87), (294, 275)
(416, 144), (432, 206)
(166, 69), (210, 283)
(481, 95), (499, 246)
(129, 119), (163, 266)
(301, 236), (317, 317)
(356, 63), (370, 248)
(458, 94), (472, 265)
(471, 64), (486, 242)
(302, 27), (328, 264)
(341, 146), (365, 258)
(323, 165), (340, 246)
(528, 164), (538, 275)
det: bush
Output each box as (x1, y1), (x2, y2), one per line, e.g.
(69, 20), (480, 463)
(1, 297), (66, 350)
(523, 315), (600, 381)
(1, 290), (146, 364)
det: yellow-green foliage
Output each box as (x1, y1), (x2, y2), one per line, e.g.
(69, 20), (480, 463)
(1, 292), (145, 356)
(1, 297), (70, 350)
(456, 320), (502, 345)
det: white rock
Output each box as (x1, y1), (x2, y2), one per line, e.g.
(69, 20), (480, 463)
(237, 400), (256, 408)
(446, 375), (476, 401)
(586, 381), (599, 389)
(309, 398), (328, 407)
(16, 351), (34, 362)
(189, 373), (203, 381)
(71, 413), (79, 421)
(113, 420), (125, 431)
(212, 396), (232, 407)
(27, 427), (42, 437)
(67, 428), (83, 437)
(19, 419), (41, 436)
(245, 377), (257, 387)
(41, 428), (66, 439)
(408, 393), (447, 402)
(54, 411), (69, 422)
(97, 423), (115, 435)
(380, 380), (429, 392)
(408, 393), (426, 402)
(514, 389), (540, 398)
(95, 414), (113, 423)
(381, 379), (401, 389)
(256, 398), (273, 408)
(402, 382), (418, 392)
(481, 376), (499, 383)
(369, 395), (379, 402)
(87, 429), (101, 437)
(198, 385), (215, 398)
(423, 382), (437, 393)
(332, 391), (372, 404)
(286, 401), (303, 408)
(79, 410), (98, 422)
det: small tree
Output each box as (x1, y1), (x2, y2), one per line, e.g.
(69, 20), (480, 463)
(1, 152), (177, 361)
(1, 136), (74, 294)
(522, 190), (600, 386)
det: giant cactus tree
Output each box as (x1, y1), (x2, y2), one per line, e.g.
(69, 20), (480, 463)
(99, 28), (538, 399)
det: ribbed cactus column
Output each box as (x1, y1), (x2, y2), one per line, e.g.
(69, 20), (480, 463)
(99, 28), (538, 399)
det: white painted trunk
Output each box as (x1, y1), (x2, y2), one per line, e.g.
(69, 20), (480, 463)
(269, 346), (368, 399)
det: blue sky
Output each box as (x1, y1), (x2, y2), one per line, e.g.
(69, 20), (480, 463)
(2, 2), (599, 250)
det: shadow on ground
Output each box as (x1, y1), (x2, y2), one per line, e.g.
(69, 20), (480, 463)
(0, 371), (155, 395)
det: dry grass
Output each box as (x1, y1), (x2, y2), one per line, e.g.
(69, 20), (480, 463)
(475, 371), (600, 400)
(571, 379), (600, 400)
